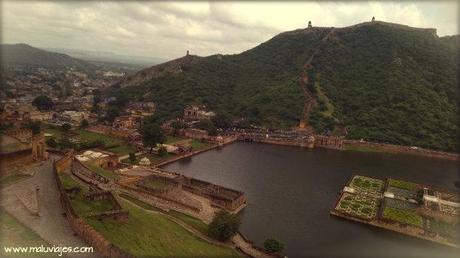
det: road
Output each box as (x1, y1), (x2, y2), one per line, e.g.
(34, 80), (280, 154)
(0, 156), (99, 258)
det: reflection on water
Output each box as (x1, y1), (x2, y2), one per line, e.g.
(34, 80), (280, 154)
(163, 142), (459, 258)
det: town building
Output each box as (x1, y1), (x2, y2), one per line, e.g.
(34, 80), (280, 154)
(0, 128), (48, 174)
(183, 105), (215, 121)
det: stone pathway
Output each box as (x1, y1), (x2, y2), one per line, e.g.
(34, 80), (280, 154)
(0, 156), (99, 258)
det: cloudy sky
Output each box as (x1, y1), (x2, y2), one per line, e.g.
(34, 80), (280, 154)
(2, 1), (458, 60)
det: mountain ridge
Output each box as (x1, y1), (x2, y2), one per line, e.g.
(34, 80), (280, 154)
(1, 43), (95, 71)
(110, 21), (459, 151)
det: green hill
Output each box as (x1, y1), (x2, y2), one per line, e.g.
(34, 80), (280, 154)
(112, 21), (459, 152)
(1, 43), (94, 71)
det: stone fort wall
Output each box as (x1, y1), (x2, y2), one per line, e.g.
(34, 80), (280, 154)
(53, 156), (133, 258)
(343, 140), (459, 161)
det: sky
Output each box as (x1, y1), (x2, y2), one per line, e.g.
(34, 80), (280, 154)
(2, 1), (458, 60)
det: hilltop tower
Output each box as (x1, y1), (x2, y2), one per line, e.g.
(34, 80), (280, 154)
(186, 50), (189, 56)
(308, 21), (312, 28)
(371, 16), (375, 22)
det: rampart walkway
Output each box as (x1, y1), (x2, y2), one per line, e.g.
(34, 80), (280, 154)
(0, 155), (99, 258)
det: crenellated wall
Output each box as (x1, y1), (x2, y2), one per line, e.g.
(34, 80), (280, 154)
(53, 156), (133, 258)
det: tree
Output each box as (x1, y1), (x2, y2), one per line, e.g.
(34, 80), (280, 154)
(92, 89), (102, 113)
(46, 137), (58, 148)
(26, 121), (41, 135)
(32, 95), (53, 111)
(196, 119), (217, 136)
(61, 123), (71, 132)
(60, 137), (74, 149)
(80, 119), (89, 128)
(129, 152), (136, 163)
(208, 210), (241, 241)
(211, 113), (233, 129)
(264, 238), (284, 253)
(158, 146), (168, 157)
(141, 122), (166, 153)
(171, 120), (186, 135)
(105, 106), (120, 123)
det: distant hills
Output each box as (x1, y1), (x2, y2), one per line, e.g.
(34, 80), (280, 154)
(112, 21), (459, 152)
(44, 47), (166, 67)
(1, 43), (95, 71)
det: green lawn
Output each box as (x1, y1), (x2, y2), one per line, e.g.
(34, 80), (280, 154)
(119, 194), (164, 212)
(59, 173), (116, 216)
(106, 145), (136, 155)
(85, 198), (240, 257)
(59, 173), (81, 190)
(336, 193), (379, 220)
(388, 179), (419, 191)
(45, 126), (134, 154)
(168, 210), (209, 235)
(118, 194), (209, 235)
(43, 125), (63, 139)
(191, 139), (213, 151)
(165, 135), (187, 144)
(77, 129), (122, 148)
(143, 179), (171, 190)
(85, 163), (117, 180)
(382, 206), (423, 227)
(349, 175), (384, 196)
(0, 209), (57, 257)
(127, 153), (177, 166)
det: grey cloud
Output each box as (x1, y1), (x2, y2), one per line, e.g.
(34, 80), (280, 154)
(2, 1), (457, 60)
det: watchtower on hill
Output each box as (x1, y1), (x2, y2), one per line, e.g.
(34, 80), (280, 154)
(308, 21), (312, 28)
(372, 16), (375, 22)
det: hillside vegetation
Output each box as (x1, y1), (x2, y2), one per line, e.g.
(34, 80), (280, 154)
(113, 21), (459, 152)
(1, 44), (94, 71)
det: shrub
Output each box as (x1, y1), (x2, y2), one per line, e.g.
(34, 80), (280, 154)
(264, 238), (284, 253)
(158, 146), (168, 157)
(61, 123), (71, 132)
(129, 152), (136, 163)
(46, 137), (58, 148)
(208, 210), (241, 241)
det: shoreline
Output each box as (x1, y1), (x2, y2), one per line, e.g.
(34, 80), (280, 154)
(342, 140), (459, 161)
(330, 210), (459, 248)
(153, 137), (459, 172)
(155, 137), (238, 168)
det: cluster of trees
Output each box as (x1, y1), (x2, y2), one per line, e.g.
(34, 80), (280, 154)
(113, 24), (458, 151)
(207, 210), (285, 254)
(141, 121), (166, 153)
(208, 210), (241, 241)
(312, 24), (459, 151)
(32, 95), (53, 111)
(115, 29), (327, 128)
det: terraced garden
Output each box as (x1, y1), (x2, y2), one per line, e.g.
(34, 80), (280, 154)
(336, 192), (380, 220)
(349, 175), (384, 197)
(388, 179), (419, 191)
(84, 163), (117, 180)
(141, 178), (172, 190)
(59, 173), (116, 216)
(382, 206), (423, 228)
(383, 198), (417, 210)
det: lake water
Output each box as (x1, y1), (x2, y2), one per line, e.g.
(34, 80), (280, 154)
(163, 142), (459, 258)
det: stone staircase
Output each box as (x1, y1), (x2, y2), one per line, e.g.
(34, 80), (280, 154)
(298, 28), (336, 131)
